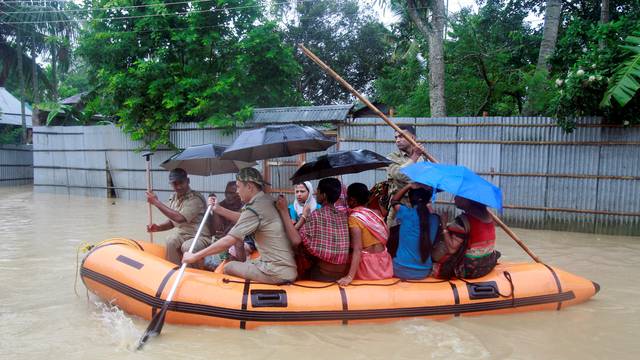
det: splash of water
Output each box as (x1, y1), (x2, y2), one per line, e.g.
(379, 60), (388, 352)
(91, 300), (141, 352)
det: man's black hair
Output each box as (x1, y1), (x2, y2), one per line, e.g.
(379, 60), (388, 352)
(317, 178), (342, 204)
(347, 183), (370, 206)
(397, 124), (416, 136)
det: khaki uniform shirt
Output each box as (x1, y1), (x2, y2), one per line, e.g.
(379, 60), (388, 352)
(228, 191), (297, 282)
(168, 189), (211, 239)
(386, 150), (424, 227)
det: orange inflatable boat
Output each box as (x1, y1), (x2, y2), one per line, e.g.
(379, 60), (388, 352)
(80, 238), (600, 329)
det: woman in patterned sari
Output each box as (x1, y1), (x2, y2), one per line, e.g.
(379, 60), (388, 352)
(338, 183), (393, 286)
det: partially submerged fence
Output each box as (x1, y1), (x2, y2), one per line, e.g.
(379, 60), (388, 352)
(0, 144), (32, 186)
(32, 117), (640, 235)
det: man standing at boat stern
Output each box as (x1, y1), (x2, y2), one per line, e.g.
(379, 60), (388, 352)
(386, 124), (427, 228)
(182, 167), (298, 284)
(146, 168), (212, 265)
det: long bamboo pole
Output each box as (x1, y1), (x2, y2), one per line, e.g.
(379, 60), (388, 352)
(298, 43), (542, 263)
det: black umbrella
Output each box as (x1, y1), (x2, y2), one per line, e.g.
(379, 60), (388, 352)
(220, 124), (336, 162)
(290, 149), (391, 183)
(160, 144), (256, 176)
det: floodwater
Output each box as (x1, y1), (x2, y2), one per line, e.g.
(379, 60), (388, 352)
(1, 186), (638, 360)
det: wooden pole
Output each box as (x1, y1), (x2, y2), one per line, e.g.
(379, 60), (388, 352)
(298, 43), (542, 263)
(143, 152), (154, 243)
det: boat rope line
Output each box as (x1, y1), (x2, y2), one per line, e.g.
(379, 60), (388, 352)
(222, 277), (450, 288)
(152, 266), (179, 318)
(80, 267), (576, 323)
(456, 271), (516, 299)
(76, 240), (143, 297)
(542, 263), (564, 310)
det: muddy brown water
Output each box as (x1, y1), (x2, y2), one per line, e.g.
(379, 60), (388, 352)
(1, 186), (638, 359)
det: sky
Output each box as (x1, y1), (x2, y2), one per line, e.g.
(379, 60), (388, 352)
(365, 0), (543, 27)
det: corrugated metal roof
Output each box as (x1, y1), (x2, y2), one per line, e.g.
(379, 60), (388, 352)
(0, 87), (33, 127)
(59, 92), (88, 105)
(250, 104), (353, 124)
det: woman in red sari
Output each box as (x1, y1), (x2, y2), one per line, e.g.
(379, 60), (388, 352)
(338, 183), (393, 286)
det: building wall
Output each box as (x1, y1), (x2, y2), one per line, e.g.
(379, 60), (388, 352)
(0, 144), (33, 186)
(32, 118), (640, 235)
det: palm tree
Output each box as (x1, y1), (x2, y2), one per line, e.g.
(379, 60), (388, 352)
(535, 0), (562, 72)
(0, 0), (78, 126)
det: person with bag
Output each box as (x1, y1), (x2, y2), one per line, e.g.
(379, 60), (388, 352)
(337, 183), (393, 286)
(432, 196), (500, 279)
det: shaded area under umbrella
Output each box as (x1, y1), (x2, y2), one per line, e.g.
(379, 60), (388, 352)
(401, 162), (503, 211)
(160, 144), (256, 176)
(290, 149), (391, 183)
(220, 124), (336, 162)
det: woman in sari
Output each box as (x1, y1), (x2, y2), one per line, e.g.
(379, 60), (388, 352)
(337, 183), (393, 286)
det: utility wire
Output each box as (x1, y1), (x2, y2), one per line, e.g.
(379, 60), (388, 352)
(0, 0), (262, 14)
(0, 0), (300, 24)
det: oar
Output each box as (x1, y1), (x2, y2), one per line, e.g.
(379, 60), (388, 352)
(142, 152), (154, 243)
(137, 204), (212, 350)
(298, 43), (541, 263)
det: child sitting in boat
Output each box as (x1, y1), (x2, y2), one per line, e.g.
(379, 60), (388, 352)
(432, 195), (500, 279)
(337, 183), (393, 286)
(390, 183), (442, 280)
(287, 181), (320, 230)
(277, 178), (350, 282)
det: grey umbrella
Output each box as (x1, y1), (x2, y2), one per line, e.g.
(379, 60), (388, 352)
(290, 149), (392, 183)
(220, 124), (336, 162)
(160, 144), (256, 176)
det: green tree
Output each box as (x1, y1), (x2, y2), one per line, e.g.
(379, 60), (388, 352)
(550, 0), (640, 126)
(378, 0), (447, 116)
(446, 1), (540, 116)
(376, 0), (540, 117)
(78, 0), (303, 149)
(282, 0), (391, 105)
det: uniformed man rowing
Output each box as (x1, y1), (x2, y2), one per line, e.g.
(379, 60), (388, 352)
(145, 168), (212, 265)
(182, 167), (297, 284)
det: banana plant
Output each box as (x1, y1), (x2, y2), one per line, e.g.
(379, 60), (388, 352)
(601, 33), (640, 108)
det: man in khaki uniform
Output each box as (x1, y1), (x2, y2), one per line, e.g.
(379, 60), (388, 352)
(183, 167), (297, 284)
(146, 168), (211, 264)
(386, 125), (426, 227)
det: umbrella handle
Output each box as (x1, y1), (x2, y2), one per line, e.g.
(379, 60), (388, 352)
(298, 43), (542, 264)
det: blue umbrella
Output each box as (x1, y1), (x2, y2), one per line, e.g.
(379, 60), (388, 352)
(401, 162), (503, 211)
